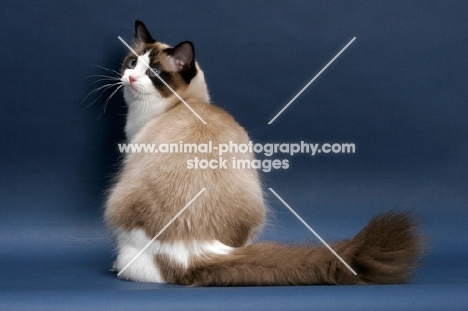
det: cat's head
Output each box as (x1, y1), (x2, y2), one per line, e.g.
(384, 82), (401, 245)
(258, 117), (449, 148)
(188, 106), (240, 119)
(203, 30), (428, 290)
(121, 21), (209, 139)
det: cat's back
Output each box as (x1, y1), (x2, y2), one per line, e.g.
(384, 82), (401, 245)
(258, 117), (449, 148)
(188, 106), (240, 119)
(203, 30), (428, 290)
(115, 99), (265, 244)
(134, 100), (249, 145)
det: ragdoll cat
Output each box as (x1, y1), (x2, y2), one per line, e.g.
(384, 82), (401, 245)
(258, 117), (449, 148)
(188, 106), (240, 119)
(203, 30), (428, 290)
(104, 20), (424, 286)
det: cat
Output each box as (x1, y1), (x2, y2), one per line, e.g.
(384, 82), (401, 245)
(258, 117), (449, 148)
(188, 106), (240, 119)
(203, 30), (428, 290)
(104, 20), (424, 286)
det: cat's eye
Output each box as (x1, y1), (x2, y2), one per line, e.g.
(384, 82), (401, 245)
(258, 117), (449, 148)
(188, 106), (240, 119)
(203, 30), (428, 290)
(128, 57), (137, 69)
(148, 67), (161, 78)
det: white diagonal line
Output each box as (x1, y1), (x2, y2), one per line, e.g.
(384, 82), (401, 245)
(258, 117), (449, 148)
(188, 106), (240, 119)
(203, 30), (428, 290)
(117, 188), (206, 276)
(268, 37), (356, 124)
(268, 188), (357, 275)
(118, 36), (207, 124)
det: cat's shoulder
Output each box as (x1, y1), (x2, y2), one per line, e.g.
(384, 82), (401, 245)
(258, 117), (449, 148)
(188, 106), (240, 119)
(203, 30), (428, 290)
(137, 100), (248, 143)
(166, 100), (241, 129)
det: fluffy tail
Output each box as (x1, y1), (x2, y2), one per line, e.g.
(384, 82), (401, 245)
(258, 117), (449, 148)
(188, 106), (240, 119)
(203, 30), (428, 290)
(163, 212), (425, 286)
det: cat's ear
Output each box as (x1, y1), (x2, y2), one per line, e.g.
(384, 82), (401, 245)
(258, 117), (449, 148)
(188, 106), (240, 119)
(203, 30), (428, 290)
(134, 20), (156, 45)
(168, 41), (195, 72)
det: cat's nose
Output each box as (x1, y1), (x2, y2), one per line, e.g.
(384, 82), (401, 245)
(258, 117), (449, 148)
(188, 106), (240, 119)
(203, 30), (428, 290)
(129, 76), (137, 84)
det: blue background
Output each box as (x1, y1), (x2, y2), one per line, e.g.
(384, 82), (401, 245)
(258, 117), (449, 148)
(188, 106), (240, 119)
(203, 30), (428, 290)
(1, 1), (467, 310)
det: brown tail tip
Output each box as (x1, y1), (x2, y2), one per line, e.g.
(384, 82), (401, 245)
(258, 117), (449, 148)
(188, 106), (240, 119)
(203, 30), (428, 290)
(350, 212), (426, 284)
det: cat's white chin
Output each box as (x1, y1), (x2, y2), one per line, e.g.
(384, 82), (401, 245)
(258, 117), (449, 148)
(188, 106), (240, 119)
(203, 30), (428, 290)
(123, 89), (171, 141)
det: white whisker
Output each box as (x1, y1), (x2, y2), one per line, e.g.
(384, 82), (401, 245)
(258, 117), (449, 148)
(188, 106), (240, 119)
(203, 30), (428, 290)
(92, 64), (122, 77)
(87, 74), (122, 81)
(83, 65), (127, 119)
(82, 82), (123, 109)
(137, 92), (148, 123)
(129, 89), (145, 122)
(142, 92), (149, 122)
(132, 86), (149, 123)
(88, 77), (122, 87)
(101, 84), (124, 116)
